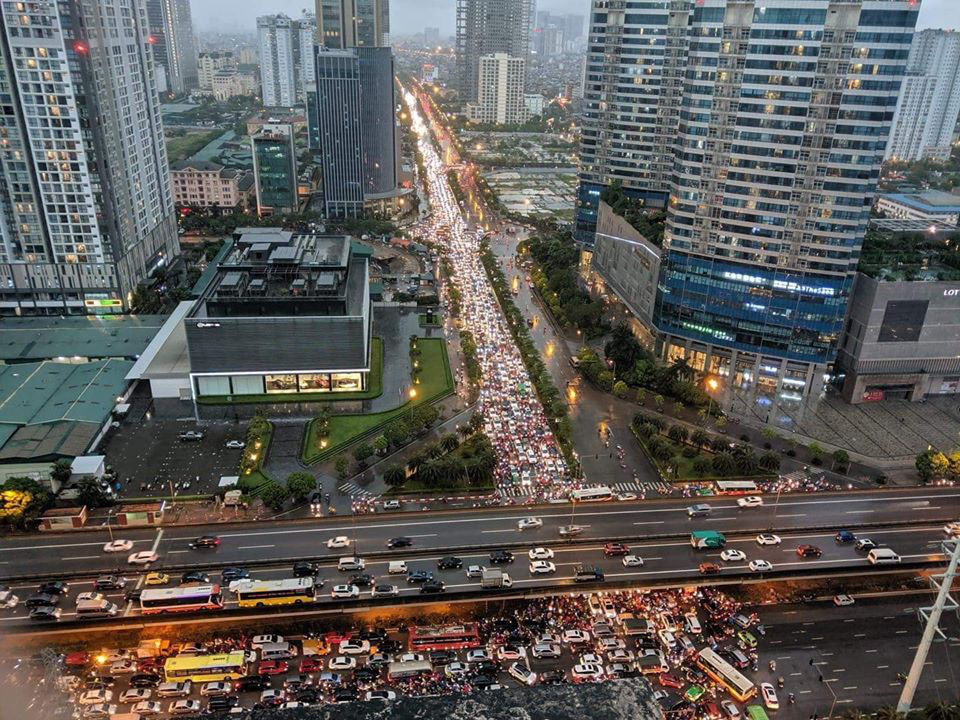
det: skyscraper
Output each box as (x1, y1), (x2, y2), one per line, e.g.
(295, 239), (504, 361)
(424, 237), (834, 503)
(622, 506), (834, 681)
(258, 13), (316, 107)
(466, 54), (529, 125)
(316, 0), (390, 49)
(580, 0), (918, 400)
(252, 124), (299, 216)
(0, 0), (178, 315)
(145, 0), (198, 94)
(886, 29), (960, 162)
(456, 0), (535, 104)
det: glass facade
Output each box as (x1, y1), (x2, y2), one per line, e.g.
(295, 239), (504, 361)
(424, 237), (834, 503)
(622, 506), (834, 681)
(252, 129), (297, 214)
(195, 371), (366, 396)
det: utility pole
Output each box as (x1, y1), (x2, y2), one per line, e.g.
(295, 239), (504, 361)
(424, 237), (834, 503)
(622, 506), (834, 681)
(809, 656), (838, 719)
(897, 538), (960, 712)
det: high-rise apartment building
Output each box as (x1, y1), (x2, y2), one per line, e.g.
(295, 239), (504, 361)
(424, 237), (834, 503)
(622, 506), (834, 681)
(466, 54), (529, 125)
(886, 29), (960, 162)
(252, 124), (299, 216)
(456, 0), (535, 104)
(580, 0), (917, 401)
(198, 51), (236, 90)
(145, 0), (198, 95)
(0, 0), (177, 315)
(316, 0), (390, 49)
(258, 13), (316, 107)
(424, 27), (441, 47)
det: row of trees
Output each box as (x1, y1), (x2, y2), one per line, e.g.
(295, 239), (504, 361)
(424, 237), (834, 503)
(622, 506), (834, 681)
(460, 330), (482, 386)
(334, 404), (443, 481)
(915, 448), (960, 483)
(523, 233), (606, 335)
(260, 471), (317, 512)
(382, 419), (495, 491)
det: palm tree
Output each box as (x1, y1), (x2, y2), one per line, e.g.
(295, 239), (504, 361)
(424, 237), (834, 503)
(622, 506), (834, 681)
(382, 465), (407, 488)
(406, 451), (429, 473)
(423, 441), (444, 459)
(668, 357), (695, 383)
(440, 433), (460, 453)
(874, 706), (904, 720)
(923, 702), (957, 720)
(417, 461), (443, 487)
(841, 710), (870, 720)
(691, 429), (709, 449)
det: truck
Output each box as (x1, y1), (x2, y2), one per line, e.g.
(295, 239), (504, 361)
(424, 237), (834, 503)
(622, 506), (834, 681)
(690, 531), (726, 549)
(480, 568), (513, 589)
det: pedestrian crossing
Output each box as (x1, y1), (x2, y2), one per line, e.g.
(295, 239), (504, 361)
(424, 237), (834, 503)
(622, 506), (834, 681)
(337, 481), (380, 499)
(498, 481), (677, 499)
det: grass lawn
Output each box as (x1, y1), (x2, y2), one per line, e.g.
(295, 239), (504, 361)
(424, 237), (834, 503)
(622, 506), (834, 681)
(197, 338), (383, 405)
(633, 427), (774, 483)
(418, 313), (442, 327)
(238, 423), (274, 492)
(165, 129), (225, 163)
(302, 337), (453, 463)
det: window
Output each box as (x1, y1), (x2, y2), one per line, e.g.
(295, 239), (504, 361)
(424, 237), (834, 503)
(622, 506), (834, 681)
(230, 375), (264, 395)
(298, 373), (330, 391)
(878, 300), (927, 343)
(330, 372), (362, 392)
(197, 376), (230, 396)
(265, 374), (298, 393)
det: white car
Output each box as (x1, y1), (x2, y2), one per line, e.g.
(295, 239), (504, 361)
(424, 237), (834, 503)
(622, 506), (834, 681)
(365, 690), (397, 701)
(532, 643), (561, 659)
(943, 522), (960, 537)
(615, 492), (638, 501)
(127, 551), (158, 565)
(466, 649), (491, 663)
(572, 663), (604, 682)
(119, 689), (151, 704)
(0, 590), (18, 609)
(131, 702), (162, 716)
(527, 547), (554, 560)
(833, 594), (855, 607)
(79, 691), (113, 706)
(749, 559), (773, 572)
(260, 690), (283, 704)
(508, 662), (537, 686)
(721, 549), (746, 562)
(398, 652), (425, 663)
(225, 440), (245, 449)
(339, 639), (370, 655)
(756, 533), (781, 546)
(103, 539), (133, 553)
(83, 705), (117, 718)
(721, 700), (741, 719)
(326, 536), (351, 549)
(168, 700), (201, 716)
(497, 645), (526, 660)
(529, 560), (556, 574)
(251, 634), (284, 648)
(607, 648), (634, 663)
(737, 496), (763, 508)
(110, 659), (137, 674)
(761, 682), (779, 710)
(445, 662), (470, 677)
(331, 584), (359, 599)
(465, 565), (483, 578)
(328, 656), (356, 670)
(578, 652), (602, 665)
(622, 555), (644, 567)
(76, 592), (105, 604)
(562, 629), (590, 644)
(518, 517), (542, 530)
(200, 682), (230, 697)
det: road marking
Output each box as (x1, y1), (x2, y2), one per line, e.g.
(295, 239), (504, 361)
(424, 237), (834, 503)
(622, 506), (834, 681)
(790, 672), (802, 677)
(845, 510), (875, 514)
(773, 514), (806, 518)
(833, 668), (846, 673)
(853, 633), (866, 638)
(820, 651), (832, 655)
(632, 521), (665, 526)
(896, 630), (909, 634)
(168, 550), (188, 554)
(62, 555), (98, 560)
(405, 534), (439, 539)
(481, 529), (515, 533)
(798, 690), (812, 695)
(876, 665), (888, 669)
(889, 682), (901, 687)
(843, 686), (858, 691)
(238, 545), (275, 550)
(777, 655), (792, 660)
(865, 650), (878, 654)
(935, 678), (948, 683)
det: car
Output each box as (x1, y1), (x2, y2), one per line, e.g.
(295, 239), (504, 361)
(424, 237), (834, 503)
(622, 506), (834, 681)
(144, 572), (169, 586)
(79, 690), (114, 706)
(178, 430), (204, 441)
(350, 573), (375, 587)
(398, 652), (426, 663)
(386, 536), (412, 549)
(367, 653), (392, 667)
(333, 689), (359, 703)
(562, 629), (590, 644)
(528, 547), (554, 560)
(658, 672), (683, 689)
(737, 496), (763, 508)
(110, 659), (137, 674)
(622, 554), (644, 567)
(571, 663), (604, 682)
(382, 500), (402, 511)
(258, 661), (289, 676)
(796, 544), (822, 558)
(699, 562), (721, 574)
(602, 542), (628, 557)
(855, 537), (877, 551)
(749, 559), (773, 572)
(188, 535), (220, 549)
(529, 560), (556, 574)
(206, 695), (238, 712)
(128, 674), (161, 689)
(540, 669), (567, 685)
(760, 682), (779, 710)
(531, 643), (561, 659)
(518, 517), (542, 530)
(234, 674), (271, 692)
(128, 551), (158, 565)
(420, 580), (446, 593)
(330, 584), (359, 599)
(76, 591), (105, 604)
(93, 575), (126, 591)
(437, 556), (463, 569)
(444, 662), (470, 677)
(252, 634), (285, 648)
(465, 565), (483, 578)
(225, 440), (245, 449)
(337, 557), (364, 571)
(365, 690), (397, 701)
(428, 650), (455, 666)
(168, 700), (201, 715)
(835, 529), (856, 544)
(103, 539), (133, 553)
(119, 688), (151, 704)
(687, 503), (712, 517)
(607, 648), (635, 663)
(371, 584), (399, 598)
(944, 522), (960, 537)
(221, 567), (249, 582)
(579, 652), (603, 665)
(180, 571), (210, 585)
(326, 536), (351, 549)
(131, 701), (162, 716)
(489, 550), (514, 564)
(259, 689), (284, 706)
(497, 645), (526, 660)
(406, 570), (434, 584)
(508, 662), (537, 686)
(339, 639), (370, 655)
(833, 594), (855, 607)
(721, 700), (741, 720)
(293, 561), (319, 577)
(83, 704), (117, 718)
(38, 580), (69, 595)
(466, 648), (491, 663)
(328, 656), (356, 670)
(615, 492), (638, 501)
(608, 662), (638, 679)
(755, 533), (781, 546)
(558, 524), (584, 537)
(200, 682), (231, 696)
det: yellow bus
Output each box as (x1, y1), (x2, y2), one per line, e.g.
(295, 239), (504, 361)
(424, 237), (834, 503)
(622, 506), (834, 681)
(233, 577), (316, 608)
(697, 648), (756, 702)
(163, 652), (247, 683)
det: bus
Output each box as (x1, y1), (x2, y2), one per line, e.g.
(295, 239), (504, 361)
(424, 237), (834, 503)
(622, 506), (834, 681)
(746, 706), (770, 720)
(140, 585), (224, 614)
(570, 486), (613, 502)
(163, 652), (247, 683)
(387, 660), (434, 681)
(408, 623), (482, 651)
(691, 531), (727, 549)
(715, 480), (758, 495)
(234, 578), (316, 608)
(696, 648), (756, 702)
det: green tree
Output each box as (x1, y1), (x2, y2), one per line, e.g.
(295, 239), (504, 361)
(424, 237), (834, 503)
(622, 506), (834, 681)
(383, 465), (407, 489)
(832, 449), (850, 470)
(654, 444), (675, 464)
(711, 452), (737, 476)
(260, 483), (289, 511)
(715, 415), (727, 432)
(711, 435), (730, 453)
(654, 394), (665, 411)
(635, 388), (646, 404)
(667, 424), (689, 445)
(690, 429), (709, 449)
(922, 702), (957, 720)
(807, 441), (824, 459)
(759, 452), (781, 473)
(692, 456), (712, 477)
(440, 433), (460, 453)
(285, 472), (316, 502)
(735, 451), (759, 476)
(762, 427), (779, 443)
(335, 455), (350, 479)
(352, 443), (374, 465)
(874, 707), (903, 720)
(667, 356), (695, 383)
(418, 460), (444, 488)
(596, 370), (614, 392)
(78, 477), (112, 509)
(613, 380), (629, 399)
(673, 401), (684, 414)
(604, 323), (644, 375)
(384, 419), (411, 447)
(423, 441), (444, 459)
(372, 435), (389, 455)
(50, 459), (73, 488)
(636, 423), (657, 440)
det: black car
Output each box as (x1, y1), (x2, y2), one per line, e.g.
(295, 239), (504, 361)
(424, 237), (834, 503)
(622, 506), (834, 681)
(25, 593), (60, 608)
(38, 581), (69, 596)
(353, 666), (379, 682)
(489, 550), (514, 564)
(235, 675), (271, 692)
(189, 535), (220, 549)
(685, 667), (708, 685)
(221, 567), (249, 582)
(367, 653), (391, 668)
(350, 573), (375, 587)
(334, 689), (358, 703)
(94, 575), (126, 591)
(386, 536), (412, 549)
(29, 606), (61, 621)
(283, 674), (311, 690)
(420, 581), (446, 594)
(356, 627), (388, 643)
(406, 570), (433, 584)
(437, 556), (462, 570)
(207, 695), (239, 711)
(181, 571), (211, 585)
(472, 674), (498, 688)
(124, 589), (142, 603)
(378, 639), (402, 654)
(129, 673), (161, 688)
(293, 561), (319, 577)
(295, 689), (320, 704)
(474, 660), (501, 675)
(429, 650), (455, 666)
(540, 669), (567, 685)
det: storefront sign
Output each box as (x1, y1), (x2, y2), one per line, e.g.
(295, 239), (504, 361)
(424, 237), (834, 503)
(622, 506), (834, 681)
(862, 390), (884, 403)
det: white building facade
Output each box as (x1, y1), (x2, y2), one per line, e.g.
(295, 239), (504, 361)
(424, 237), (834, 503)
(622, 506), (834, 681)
(466, 53), (528, 125)
(258, 13), (316, 107)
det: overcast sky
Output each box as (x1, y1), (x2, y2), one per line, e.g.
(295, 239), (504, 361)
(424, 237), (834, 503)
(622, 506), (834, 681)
(190, 0), (956, 36)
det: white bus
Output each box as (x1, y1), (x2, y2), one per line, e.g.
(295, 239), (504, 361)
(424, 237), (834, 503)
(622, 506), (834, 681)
(140, 585), (224, 615)
(570, 486), (613, 502)
(715, 480), (758, 495)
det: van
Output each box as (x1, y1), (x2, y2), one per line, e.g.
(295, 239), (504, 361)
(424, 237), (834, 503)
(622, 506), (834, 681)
(388, 561), (407, 575)
(867, 548), (901, 565)
(259, 642), (297, 661)
(687, 504), (712, 518)
(338, 557), (365, 571)
(77, 599), (119, 617)
(156, 682), (192, 698)
(574, 566), (604, 583)
(684, 613), (702, 635)
(727, 648), (750, 668)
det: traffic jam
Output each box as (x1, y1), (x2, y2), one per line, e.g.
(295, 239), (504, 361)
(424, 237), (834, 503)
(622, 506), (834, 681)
(28, 587), (789, 719)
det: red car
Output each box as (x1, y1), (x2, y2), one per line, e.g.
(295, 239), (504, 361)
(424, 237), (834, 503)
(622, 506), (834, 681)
(702, 702), (722, 719)
(300, 657), (324, 673)
(258, 660), (289, 676)
(64, 651), (90, 667)
(658, 672), (683, 689)
(699, 562), (720, 574)
(603, 543), (629, 557)
(796, 544), (822, 558)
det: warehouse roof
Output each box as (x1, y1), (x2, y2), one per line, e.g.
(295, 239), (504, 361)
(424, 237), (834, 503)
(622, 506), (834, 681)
(0, 315), (165, 362)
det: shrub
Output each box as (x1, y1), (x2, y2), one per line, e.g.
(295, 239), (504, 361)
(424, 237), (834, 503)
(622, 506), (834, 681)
(692, 457), (712, 477)
(335, 456), (350, 479)
(260, 483), (289, 511)
(682, 447), (698, 459)
(811, 456), (823, 466)
(285, 472), (316, 502)
(613, 380), (629, 399)
(785, 449), (797, 457)
(759, 452), (781, 472)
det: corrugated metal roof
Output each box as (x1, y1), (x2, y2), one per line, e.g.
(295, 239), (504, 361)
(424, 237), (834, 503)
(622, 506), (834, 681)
(0, 314), (165, 362)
